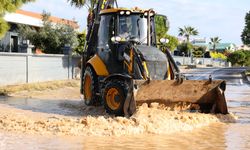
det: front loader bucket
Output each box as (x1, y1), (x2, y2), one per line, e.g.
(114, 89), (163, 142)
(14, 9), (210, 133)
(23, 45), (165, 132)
(127, 79), (228, 115)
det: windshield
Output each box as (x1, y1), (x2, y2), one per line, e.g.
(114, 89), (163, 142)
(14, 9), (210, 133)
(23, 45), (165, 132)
(118, 14), (148, 44)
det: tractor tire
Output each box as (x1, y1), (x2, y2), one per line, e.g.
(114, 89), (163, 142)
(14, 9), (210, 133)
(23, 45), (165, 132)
(103, 80), (128, 116)
(83, 66), (100, 106)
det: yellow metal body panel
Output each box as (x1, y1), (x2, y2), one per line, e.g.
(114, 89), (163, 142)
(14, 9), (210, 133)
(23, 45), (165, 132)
(124, 48), (134, 74)
(167, 64), (171, 80)
(88, 55), (109, 76)
(142, 61), (149, 79)
(100, 8), (146, 15)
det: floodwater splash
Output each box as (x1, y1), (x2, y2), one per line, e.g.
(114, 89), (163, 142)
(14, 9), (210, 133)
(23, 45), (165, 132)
(0, 102), (237, 136)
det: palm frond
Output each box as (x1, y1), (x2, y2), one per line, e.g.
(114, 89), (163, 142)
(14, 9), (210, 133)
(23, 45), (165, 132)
(178, 26), (199, 42)
(68, 0), (87, 8)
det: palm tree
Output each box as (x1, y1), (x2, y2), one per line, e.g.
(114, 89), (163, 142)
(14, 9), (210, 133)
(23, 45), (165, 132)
(209, 37), (221, 52)
(68, 0), (98, 10)
(68, 0), (98, 31)
(178, 26), (199, 43)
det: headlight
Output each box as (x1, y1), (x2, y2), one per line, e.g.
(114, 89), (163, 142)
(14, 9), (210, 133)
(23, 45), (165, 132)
(126, 11), (131, 15)
(120, 11), (125, 15)
(111, 36), (122, 42)
(115, 36), (122, 42)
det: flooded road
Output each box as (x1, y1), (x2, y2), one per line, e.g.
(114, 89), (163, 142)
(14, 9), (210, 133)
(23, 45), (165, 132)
(0, 67), (249, 149)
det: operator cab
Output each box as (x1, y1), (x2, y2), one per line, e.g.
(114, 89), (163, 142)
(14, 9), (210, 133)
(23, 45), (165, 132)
(97, 8), (157, 49)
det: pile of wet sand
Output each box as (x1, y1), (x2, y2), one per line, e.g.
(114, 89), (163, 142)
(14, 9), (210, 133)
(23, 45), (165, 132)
(0, 84), (237, 136)
(0, 101), (237, 136)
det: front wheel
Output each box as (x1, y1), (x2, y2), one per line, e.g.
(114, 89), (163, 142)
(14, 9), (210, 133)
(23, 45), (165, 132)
(103, 80), (128, 116)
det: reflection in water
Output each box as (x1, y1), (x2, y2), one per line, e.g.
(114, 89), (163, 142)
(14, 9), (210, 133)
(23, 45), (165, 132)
(81, 124), (229, 150)
(225, 124), (250, 150)
(3, 123), (249, 150)
(0, 124), (228, 150)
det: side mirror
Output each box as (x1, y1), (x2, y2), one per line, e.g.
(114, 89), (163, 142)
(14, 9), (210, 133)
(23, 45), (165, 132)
(160, 38), (169, 44)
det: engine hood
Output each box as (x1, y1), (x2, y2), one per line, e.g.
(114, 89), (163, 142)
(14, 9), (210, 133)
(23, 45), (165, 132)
(136, 45), (168, 80)
(136, 45), (168, 62)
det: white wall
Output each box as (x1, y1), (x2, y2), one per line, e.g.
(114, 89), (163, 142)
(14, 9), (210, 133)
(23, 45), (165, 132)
(0, 53), (81, 86)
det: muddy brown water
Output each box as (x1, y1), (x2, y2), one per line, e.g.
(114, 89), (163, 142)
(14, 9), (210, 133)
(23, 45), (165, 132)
(0, 67), (249, 149)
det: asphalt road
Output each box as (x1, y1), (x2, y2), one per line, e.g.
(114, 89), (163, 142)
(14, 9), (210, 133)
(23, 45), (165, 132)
(182, 67), (250, 85)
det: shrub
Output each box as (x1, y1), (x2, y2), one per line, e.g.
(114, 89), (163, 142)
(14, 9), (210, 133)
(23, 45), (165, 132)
(177, 42), (193, 56)
(210, 52), (227, 60)
(193, 46), (206, 58)
(227, 50), (246, 66)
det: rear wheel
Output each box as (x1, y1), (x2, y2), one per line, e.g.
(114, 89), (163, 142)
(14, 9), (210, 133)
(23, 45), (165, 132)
(83, 66), (100, 106)
(103, 80), (128, 116)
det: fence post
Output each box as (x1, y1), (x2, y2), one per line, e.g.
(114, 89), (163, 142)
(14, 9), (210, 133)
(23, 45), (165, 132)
(26, 55), (29, 83)
(26, 43), (34, 83)
(69, 54), (73, 79)
(63, 45), (72, 80)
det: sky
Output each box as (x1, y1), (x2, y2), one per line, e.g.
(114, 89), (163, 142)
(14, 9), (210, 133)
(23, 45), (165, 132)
(21, 0), (250, 46)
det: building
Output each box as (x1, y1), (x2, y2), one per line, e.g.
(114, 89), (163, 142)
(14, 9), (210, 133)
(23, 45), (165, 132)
(191, 38), (209, 51)
(208, 43), (237, 52)
(237, 45), (250, 51)
(0, 9), (79, 53)
(191, 38), (237, 52)
(174, 37), (237, 58)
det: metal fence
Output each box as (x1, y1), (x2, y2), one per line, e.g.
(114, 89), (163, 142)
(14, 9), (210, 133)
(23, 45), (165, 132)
(0, 52), (81, 86)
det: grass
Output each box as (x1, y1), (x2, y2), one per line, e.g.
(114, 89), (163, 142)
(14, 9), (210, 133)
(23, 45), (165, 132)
(0, 80), (79, 96)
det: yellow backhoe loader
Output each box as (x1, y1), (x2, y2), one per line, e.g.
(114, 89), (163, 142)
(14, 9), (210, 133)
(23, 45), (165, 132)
(80, 0), (228, 116)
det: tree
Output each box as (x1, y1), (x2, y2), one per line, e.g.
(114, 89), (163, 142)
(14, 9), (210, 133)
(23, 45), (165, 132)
(154, 15), (177, 52)
(68, 0), (98, 34)
(159, 34), (178, 52)
(241, 11), (250, 45)
(74, 31), (87, 55)
(227, 50), (246, 66)
(0, 0), (34, 38)
(178, 26), (199, 43)
(68, 0), (97, 9)
(155, 15), (169, 40)
(0, 18), (9, 38)
(209, 37), (221, 52)
(243, 50), (250, 66)
(18, 11), (77, 54)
